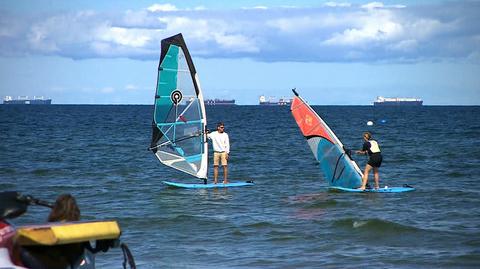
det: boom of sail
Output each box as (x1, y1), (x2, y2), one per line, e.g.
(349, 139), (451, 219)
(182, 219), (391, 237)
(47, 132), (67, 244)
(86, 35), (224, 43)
(149, 33), (208, 179)
(290, 89), (362, 188)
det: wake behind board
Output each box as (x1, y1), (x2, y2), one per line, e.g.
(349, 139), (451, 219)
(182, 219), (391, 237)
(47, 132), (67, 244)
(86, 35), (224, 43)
(329, 186), (415, 193)
(163, 181), (254, 189)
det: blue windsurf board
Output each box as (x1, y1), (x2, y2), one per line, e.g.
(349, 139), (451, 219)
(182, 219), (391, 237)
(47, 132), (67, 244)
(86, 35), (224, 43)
(163, 181), (254, 189)
(329, 186), (415, 193)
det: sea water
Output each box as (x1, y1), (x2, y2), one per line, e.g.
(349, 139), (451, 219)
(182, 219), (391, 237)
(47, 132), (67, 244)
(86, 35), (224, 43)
(1, 105), (479, 268)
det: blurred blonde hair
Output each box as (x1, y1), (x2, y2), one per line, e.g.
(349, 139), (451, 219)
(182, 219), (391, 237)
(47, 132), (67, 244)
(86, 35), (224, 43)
(363, 132), (372, 140)
(47, 194), (80, 222)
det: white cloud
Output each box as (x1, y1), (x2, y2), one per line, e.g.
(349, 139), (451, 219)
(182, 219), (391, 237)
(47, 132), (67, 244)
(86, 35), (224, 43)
(1, 1), (478, 63)
(96, 27), (152, 48)
(388, 39), (418, 52)
(157, 16), (259, 53)
(125, 84), (139, 91)
(242, 6), (268, 10)
(28, 24), (59, 52)
(361, 2), (385, 10)
(122, 10), (163, 27)
(323, 9), (404, 46)
(361, 2), (407, 10)
(407, 19), (443, 40)
(324, 2), (351, 8)
(24, 11), (103, 55)
(100, 87), (115, 93)
(90, 41), (112, 55)
(214, 33), (259, 53)
(268, 16), (320, 33)
(147, 4), (178, 12)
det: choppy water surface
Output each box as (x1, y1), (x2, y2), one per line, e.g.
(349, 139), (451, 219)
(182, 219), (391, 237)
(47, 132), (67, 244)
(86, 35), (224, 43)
(1, 105), (479, 268)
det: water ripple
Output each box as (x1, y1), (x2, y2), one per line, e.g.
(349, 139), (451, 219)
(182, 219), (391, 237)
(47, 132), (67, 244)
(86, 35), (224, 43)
(1, 105), (479, 268)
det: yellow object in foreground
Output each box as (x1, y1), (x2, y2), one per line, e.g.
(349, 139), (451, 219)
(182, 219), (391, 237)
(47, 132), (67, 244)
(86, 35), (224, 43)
(15, 221), (121, 246)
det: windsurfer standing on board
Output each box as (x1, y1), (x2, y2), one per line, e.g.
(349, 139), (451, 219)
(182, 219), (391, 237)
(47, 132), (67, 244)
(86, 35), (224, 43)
(355, 132), (383, 190)
(208, 122), (230, 184)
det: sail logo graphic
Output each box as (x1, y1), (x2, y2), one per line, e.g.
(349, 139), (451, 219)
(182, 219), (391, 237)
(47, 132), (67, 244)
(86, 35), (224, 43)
(171, 90), (183, 105)
(305, 114), (313, 126)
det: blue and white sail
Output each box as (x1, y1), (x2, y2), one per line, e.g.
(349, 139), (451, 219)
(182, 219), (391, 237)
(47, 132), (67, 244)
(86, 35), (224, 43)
(149, 33), (208, 179)
(290, 89), (362, 188)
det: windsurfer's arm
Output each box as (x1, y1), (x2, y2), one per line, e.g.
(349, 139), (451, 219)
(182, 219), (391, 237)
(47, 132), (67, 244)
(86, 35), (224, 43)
(225, 134), (230, 157)
(356, 142), (369, 155)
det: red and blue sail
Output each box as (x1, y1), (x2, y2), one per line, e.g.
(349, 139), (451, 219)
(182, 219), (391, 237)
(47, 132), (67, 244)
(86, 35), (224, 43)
(290, 90), (362, 188)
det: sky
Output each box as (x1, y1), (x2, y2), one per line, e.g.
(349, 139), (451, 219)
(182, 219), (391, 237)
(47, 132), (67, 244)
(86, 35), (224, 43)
(0, 0), (479, 105)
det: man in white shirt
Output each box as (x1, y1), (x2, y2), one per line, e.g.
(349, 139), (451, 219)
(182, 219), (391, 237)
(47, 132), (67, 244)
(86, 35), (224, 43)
(208, 122), (230, 184)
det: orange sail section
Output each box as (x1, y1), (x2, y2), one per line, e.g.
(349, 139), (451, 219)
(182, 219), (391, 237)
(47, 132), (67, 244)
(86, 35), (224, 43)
(291, 97), (334, 144)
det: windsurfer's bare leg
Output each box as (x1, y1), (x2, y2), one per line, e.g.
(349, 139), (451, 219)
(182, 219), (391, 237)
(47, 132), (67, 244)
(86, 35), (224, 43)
(373, 167), (380, 189)
(213, 165), (219, 184)
(223, 165), (228, 184)
(359, 164), (372, 190)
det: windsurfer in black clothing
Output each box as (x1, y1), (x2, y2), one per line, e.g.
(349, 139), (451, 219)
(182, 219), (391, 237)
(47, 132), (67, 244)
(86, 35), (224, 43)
(356, 132), (383, 190)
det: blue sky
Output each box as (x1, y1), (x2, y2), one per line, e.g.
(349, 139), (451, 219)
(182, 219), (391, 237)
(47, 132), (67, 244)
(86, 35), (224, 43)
(0, 0), (479, 105)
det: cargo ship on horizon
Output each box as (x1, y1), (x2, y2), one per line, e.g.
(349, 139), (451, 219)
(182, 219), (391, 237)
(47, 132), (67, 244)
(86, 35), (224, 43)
(3, 96), (52, 105)
(259, 95), (292, 106)
(204, 98), (236, 105)
(374, 96), (423, 106)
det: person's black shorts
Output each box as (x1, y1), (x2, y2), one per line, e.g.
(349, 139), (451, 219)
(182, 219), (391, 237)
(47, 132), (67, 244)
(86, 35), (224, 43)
(368, 153), (382, 168)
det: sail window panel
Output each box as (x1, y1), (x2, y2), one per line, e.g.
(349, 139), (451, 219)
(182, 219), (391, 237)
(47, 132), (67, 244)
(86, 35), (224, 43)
(170, 160), (197, 176)
(175, 71), (196, 100)
(157, 121), (203, 171)
(156, 150), (180, 162)
(158, 103), (203, 150)
(156, 152), (198, 176)
(316, 140), (339, 179)
(157, 138), (185, 157)
(174, 161), (198, 176)
(160, 98), (201, 126)
(174, 124), (202, 154)
(157, 131), (172, 148)
(158, 123), (201, 152)
(317, 139), (361, 186)
(163, 105), (184, 124)
(306, 137), (321, 161)
(177, 99), (201, 125)
(175, 47), (197, 98)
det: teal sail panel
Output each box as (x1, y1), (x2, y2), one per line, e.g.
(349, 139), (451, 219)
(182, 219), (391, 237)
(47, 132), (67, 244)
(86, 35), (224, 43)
(150, 34), (208, 179)
(290, 89), (362, 188)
